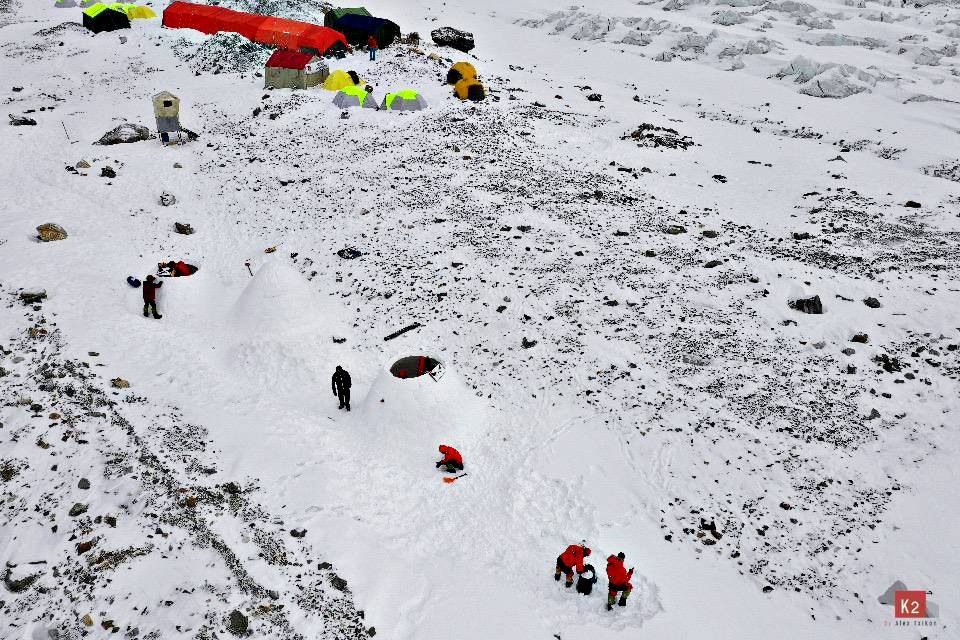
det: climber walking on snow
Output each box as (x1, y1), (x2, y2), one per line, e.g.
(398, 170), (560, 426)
(332, 365), (351, 411)
(142, 275), (162, 319)
(606, 552), (634, 610)
(554, 543), (591, 588)
(436, 444), (463, 473)
(367, 34), (378, 61)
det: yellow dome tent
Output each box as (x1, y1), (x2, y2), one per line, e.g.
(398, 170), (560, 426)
(108, 3), (155, 18)
(454, 78), (486, 102)
(446, 61), (476, 85)
(323, 69), (363, 91)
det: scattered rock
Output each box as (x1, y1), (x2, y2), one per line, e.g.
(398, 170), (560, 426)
(290, 528), (307, 538)
(19, 289), (47, 304)
(702, 230), (719, 238)
(94, 122), (152, 145)
(4, 567), (41, 593)
(227, 610), (248, 636)
(431, 26), (475, 52)
(110, 378), (130, 389)
(762, 585), (774, 593)
(788, 295), (823, 314)
(159, 192), (177, 206)
(68, 503), (88, 517)
(173, 162), (183, 168)
(9, 114), (37, 126)
(622, 123), (695, 150)
(330, 574), (349, 591)
(841, 347), (855, 356)
(864, 408), (881, 420)
(586, 93), (602, 102)
(78, 478), (90, 490)
(174, 222), (194, 235)
(704, 260), (723, 268)
(100, 166), (116, 178)
(863, 297), (881, 308)
(76, 540), (95, 555)
(850, 333), (869, 344)
(81, 614), (94, 626)
(792, 231), (812, 240)
(712, 174), (727, 183)
(76, 159), (91, 169)
(904, 200), (921, 208)
(682, 354), (711, 366)
(521, 337), (538, 349)
(665, 224), (687, 235)
(37, 223), (68, 242)
(337, 247), (362, 260)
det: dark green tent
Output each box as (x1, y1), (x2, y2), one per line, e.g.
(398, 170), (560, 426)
(82, 2), (131, 32)
(323, 6), (370, 27)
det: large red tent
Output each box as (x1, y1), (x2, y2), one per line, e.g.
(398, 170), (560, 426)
(162, 2), (349, 55)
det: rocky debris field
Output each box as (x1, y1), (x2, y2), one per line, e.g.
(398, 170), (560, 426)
(0, 289), (372, 639)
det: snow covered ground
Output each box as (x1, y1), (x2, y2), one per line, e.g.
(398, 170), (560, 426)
(1, 0), (959, 637)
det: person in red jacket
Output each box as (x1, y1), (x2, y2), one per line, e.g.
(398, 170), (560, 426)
(435, 445), (463, 473)
(554, 543), (591, 588)
(606, 552), (634, 610)
(367, 34), (378, 61)
(142, 275), (162, 319)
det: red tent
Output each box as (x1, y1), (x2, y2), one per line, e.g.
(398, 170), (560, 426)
(265, 49), (315, 70)
(162, 2), (349, 55)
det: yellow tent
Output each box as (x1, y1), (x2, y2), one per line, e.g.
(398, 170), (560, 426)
(454, 78), (485, 101)
(323, 69), (363, 91)
(126, 5), (157, 18)
(447, 61), (477, 85)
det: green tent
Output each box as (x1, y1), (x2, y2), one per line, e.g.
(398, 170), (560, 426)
(381, 89), (427, 111)
(324, 6), (371, 27)
(83, 2), (131, 32)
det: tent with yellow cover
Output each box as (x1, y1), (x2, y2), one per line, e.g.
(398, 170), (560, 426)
(323, 69), (362, 91)
(454, 77), (485, 102)
(380, 89), (427, 111)
(446, 61), (476, 85)
(125, 4), (157, 18)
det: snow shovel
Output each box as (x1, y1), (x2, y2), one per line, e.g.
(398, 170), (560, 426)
(443, 473), (468, 484)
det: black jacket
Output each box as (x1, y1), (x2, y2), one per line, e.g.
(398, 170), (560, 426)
(332, 369), (351, 394)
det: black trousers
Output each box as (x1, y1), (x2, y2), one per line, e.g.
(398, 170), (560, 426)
(143, 301), (159, 318)
(337, 388), (350, 409)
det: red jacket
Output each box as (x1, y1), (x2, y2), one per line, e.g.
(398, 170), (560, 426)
(560, 545), (590, 573)
(367, 35), (378, 49)
(142, 279), (162, 302)
(606, 555), (634, 587)
(438, 445), (462, 466)
(174, 261), (191, 276)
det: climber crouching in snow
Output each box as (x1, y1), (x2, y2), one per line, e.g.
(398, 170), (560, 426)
(554, 543), (591, 588)
(606, 552), (634, 611)
(435, 444), (463, 473)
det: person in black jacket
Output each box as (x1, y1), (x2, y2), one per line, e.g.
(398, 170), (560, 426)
(332, 365), (351, 411)
(142, 275), (162, 319)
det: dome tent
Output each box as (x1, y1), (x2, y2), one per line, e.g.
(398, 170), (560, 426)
(380, 89), (427, 111)
(323, 6), (370, 27)
(83, 3), (131, 32)
(54, 0), (78, 8)
(332, 84), (377, 108)
(454, 78), (485, 101)
(446, 61), (476, 85)
(329, 13), (401, 49)
(323, 69), (361, 91)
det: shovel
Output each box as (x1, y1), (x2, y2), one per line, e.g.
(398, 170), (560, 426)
(443, 473), (468, 484)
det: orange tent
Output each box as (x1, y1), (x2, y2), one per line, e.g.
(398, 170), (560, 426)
(162, 2), (349, 55)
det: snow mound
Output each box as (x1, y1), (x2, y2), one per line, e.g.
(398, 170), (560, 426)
(231, 259), (346, 337)
(775, 56), (875, 98)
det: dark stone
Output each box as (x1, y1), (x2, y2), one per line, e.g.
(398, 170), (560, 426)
(712, 174), (727, 183)
(665, 224), (687, 235)
(762, 585), (774, 593)
(851, 333), (869, 343)
(94, 123), (151, 145)
(20, 290), (47, 304)
(702, 230), (719, 238)
(68, 503), (87, 517)
(3, 568), (40, 593)
(586, 93), (602, 102)
(431, 26), (475, 52)
(788, 295), (823, 314)
(100, 166), (116, 178)
(174, 222), (194, 235)
(904, 200), (921, 208)
(521, 337), (537, 349)
(227, 610), (248, 636)
(78, 478), (90, 490)
(9, 114), (37, 126)
(704, 260), (722, 268)
(863, 297), (881, 308)
(222, 482), (241, 494)
(290, 528), (307, 538)
(792, 232), (812, 240)
(330, 574), (348, 591)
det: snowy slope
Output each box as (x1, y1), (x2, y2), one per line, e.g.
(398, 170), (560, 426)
(1, 0), (959, 637)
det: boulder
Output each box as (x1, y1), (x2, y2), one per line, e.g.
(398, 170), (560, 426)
(8, 114), (37, 126)
(20, 289), (47, 304)
(94, 122), (151, 145)
(174, 222), (194, 235)
(863, 297), (881, 308)
(76, 159), (91, 168)
(227, 610), (248, 636)
(904, 200), (921, 208)
(37, 223), (67, 242)
(788, 295), (822, 314)
(160, 192), (177, 206)
(851, 333), (869, 343)
(290, 528), (307, 538)
(431, 26), (475, 52)
(110, 378), (130, 389)
(100, 166), (116, 178)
